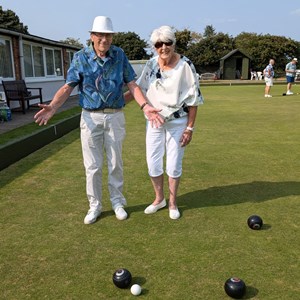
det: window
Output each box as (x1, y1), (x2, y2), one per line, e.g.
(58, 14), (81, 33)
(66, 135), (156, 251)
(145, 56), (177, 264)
(24, 44), (33, 77)
(24, 43), (45, 77)
(33, 46), (44, 77)
(24, 42), (63, 78)
(66, 50), (76, 71)
(45, 49), (55, 75)
(45, 48), (63, 76)
(0, 37), (14, 78)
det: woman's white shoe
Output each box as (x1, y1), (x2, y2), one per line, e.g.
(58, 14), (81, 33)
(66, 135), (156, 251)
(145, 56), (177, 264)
(169, 208), (180, 219)
(144, 199), (166, 214)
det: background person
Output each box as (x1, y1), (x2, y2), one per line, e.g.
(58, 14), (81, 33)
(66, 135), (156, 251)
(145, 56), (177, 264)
(285, 58), (298, 95)
(250, 70), (257, 80)
(126, 25), (203, 219)
(263, 59), (275, 97)
(257, 71), (263, 80)
(34, 16), (163, 225)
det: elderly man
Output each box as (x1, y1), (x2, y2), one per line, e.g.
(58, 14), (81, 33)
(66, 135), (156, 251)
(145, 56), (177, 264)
(34, 16), (163, 224)
(285, 58), (298, 95)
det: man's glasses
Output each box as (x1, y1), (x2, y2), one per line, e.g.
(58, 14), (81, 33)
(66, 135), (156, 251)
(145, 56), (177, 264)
(154, 41), (173, 48)
(92, 32), (113, 39)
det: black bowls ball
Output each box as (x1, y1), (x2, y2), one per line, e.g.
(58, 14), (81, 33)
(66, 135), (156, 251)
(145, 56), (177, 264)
(112, 268), (132, 288)
(224, 277), (246, 299)
(247, 215), (263, 230)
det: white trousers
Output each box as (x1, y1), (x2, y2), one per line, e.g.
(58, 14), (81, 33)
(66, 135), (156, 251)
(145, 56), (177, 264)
(80, 110), (126, 211)
(146, 116), (188, 178)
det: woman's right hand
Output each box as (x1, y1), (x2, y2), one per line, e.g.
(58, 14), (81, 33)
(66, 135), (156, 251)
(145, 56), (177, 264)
(143, 104), (164, 128)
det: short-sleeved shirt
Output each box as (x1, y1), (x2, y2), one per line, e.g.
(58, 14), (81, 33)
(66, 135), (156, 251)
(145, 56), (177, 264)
(264, 64), (274, 78)
(137, 55), (203, 121)
(286, 62), (297, 78)
(66, 45), (136, 110)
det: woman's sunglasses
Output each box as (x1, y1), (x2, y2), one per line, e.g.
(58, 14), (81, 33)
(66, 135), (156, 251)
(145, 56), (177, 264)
(154, 41), (173, 48)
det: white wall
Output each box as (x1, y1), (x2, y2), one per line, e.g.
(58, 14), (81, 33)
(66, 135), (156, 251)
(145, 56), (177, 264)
(130, 60), (148, 79)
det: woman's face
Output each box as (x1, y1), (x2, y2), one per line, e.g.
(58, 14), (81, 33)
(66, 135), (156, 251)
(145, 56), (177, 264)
(154, 40), (175, 60)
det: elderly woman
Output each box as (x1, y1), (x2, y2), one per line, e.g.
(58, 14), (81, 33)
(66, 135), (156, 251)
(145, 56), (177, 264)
(127, 26), (203, 219)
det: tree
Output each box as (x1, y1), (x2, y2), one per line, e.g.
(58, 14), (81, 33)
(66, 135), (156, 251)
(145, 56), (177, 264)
(203, 25), (216, 38)
(112, 32), (149, 60)
(175, 29), (202, 54)
(175, 29), (192, 53)
(186, 32), (234, 73)
(0, 6), (28, 34)
(59, 37), (83, 48)
(235, 32), (300, 74)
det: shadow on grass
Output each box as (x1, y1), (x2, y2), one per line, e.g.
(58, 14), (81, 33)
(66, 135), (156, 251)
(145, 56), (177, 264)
(244, 285), (259, 299)
(177, 181), (300, 212)
(121, 181), (300, 219)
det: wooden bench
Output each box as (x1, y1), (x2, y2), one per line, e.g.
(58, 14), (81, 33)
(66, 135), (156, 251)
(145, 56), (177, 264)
(2, 80), (43, 114)
(200, 73), (217, 80)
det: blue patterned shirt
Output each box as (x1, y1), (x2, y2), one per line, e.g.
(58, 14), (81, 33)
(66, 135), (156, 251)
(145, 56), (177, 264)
(66, 45), (136, 109)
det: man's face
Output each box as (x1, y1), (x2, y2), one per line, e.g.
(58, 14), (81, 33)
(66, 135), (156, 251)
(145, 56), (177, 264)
(90, 32), (113, 56)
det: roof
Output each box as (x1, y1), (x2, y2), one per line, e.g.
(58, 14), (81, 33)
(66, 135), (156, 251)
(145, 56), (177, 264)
(0, 27), (82, 51)
(220, 49), (252, 61)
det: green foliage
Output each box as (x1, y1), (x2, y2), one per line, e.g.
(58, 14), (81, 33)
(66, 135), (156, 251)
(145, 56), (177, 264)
(59, 37), (83, 48)
(113, 32), (149, 60)
(0, 6), (28, 34)
(203, 24), (216, 38)
(235, 32), (300, 73)
(175, 29), (192, 53)
(186, 32), (235, 73)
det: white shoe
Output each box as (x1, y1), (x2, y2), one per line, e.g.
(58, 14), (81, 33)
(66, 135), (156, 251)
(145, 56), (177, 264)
(84, 209), (101, 224)
(286, 91), (293, 95)
(169, 208), (180, 220)
(144, 199), (166, 214)
(114, 206), (128, 220)
(264, 94), (272, 98)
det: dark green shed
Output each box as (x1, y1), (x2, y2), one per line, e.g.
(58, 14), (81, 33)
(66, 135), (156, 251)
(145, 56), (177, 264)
(220, 49), (251, 80)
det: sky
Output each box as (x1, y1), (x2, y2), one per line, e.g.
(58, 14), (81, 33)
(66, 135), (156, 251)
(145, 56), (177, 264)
(1, 0), (300, 45)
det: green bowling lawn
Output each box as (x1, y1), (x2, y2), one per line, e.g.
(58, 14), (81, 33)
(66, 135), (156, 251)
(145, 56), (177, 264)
(0, 84), (299, 299)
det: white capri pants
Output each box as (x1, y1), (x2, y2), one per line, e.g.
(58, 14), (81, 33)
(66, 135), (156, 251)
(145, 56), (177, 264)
(146, 116), (188, 178)
(265, 77), (273, 86)
(80, 110), (126, 211)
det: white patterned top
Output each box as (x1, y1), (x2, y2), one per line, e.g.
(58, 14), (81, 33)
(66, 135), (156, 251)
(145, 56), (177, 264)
(137, 55), (204, 121)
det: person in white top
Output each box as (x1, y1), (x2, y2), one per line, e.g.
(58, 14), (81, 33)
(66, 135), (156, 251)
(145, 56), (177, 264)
(285, 58), (298, 95)
(263, 59), (275, 97)
(126, 25), (203, 219)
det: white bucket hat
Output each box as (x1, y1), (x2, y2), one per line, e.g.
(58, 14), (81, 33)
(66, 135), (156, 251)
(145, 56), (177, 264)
(292, 58), (298, 62)
(90, 16), (114, 33)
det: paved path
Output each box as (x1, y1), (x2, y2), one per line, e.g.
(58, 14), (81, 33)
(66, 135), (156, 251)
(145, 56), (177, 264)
(0, 95), (79, 135)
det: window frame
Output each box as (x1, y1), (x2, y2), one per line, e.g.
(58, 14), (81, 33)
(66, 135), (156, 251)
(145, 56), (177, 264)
(66, 50), (76, 71)
(44, 47), (63, 77)
(23, 41), (64, 79)
(0, 36), (15, 80)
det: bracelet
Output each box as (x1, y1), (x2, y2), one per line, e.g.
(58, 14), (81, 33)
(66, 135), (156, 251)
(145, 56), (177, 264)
(140, 102), (148, 110)
(186, 126), (194, 132)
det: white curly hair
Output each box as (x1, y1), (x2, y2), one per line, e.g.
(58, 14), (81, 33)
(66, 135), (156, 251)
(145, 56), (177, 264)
(150, 25), (176, 46)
